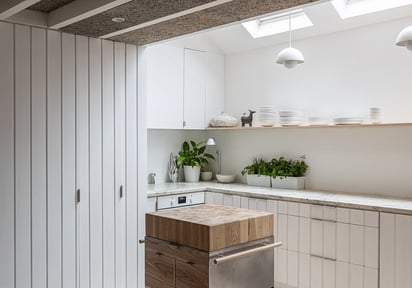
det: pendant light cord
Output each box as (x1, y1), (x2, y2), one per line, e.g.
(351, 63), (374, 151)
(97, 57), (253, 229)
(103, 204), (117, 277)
(289, 12), (292, 48)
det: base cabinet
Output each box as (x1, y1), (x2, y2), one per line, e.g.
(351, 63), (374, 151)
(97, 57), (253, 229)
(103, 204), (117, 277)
(146, 249), (175, 288)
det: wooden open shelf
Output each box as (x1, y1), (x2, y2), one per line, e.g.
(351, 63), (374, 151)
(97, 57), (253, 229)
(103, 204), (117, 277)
(205, 123), (412, 131)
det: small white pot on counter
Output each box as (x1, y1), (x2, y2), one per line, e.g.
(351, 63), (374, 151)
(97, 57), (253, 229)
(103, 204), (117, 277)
(184, 165), (201, 182)
(200, 171), (213, 181)
(271, 176), (305, 190)
(246, 174), (271, 187)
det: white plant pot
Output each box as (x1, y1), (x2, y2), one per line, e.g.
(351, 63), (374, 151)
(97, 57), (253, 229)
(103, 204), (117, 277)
(246, 174), (271, 187)
(271, 176), (305, 190)
(184, 165), (201, 182)
(200, 171), (213, 181)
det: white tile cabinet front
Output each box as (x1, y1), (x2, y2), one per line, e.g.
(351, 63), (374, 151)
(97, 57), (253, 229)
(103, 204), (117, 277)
(146, 45), (224, 129)
(205, 192), (381, 288)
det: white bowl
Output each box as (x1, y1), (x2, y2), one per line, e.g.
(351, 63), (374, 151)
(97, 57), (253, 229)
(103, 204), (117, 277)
(216, 174), (236, 183)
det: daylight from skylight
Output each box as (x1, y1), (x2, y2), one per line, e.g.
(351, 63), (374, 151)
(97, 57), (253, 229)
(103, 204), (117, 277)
(332, 0), (412, 19)
(242, 9), (313, 39)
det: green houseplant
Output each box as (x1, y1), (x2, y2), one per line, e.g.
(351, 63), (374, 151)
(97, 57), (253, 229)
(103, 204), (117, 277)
(241, 157), (271, 187)
(177, 141), (214, 182)
(269, 156), (308, 189)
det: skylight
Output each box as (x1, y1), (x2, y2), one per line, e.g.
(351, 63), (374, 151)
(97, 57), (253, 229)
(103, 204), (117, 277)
(332, 0), (412, 19)
(242, 9), (313, 39)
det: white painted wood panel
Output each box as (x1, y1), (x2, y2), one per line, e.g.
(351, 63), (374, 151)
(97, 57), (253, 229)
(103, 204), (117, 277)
(323, 221), (336, 260)
(257, 199), (267, 211)
(184, 49), (205, 129)
(223, 194), (233, 206)
(310, 256), (323, 288)
(278, 214), (288, 250)
(278, 201), (287, 214)
(380, 213), (395, 288)
(287, 250), (298, 287)
(288, 202), (299, 216)
(232, 195), (241, 208)
(15, 24), (32, 288)
(102, 39), (115, 288)
(311, 219), (323, 257)
(146, 45), (183, 129)
(395, 214), (412, 288)
(76, 34), (90, 288)
(89, 37), (103, 288)
(337, 208), (350, 223)
(349, 264), (363, 288)
(364, 267), (378, 288)
(114, 41), (126, 288)
(62, 32), (76, 288)
(205, 192), (215, 204)
(350, 224), (364, 266)
(350, 209), (364, 226)
(288, 215), (299, 252)
(248, 197), (257, 210)
(125, 43), (138, 288)
(299, 217), (310, 254)
(214, 193), (223, 205)
(240, 196), (248, 209)
(31, 27), (47, 288)
(276, 249), (288, 285)
(299, 203), (310, 218)
(299, 253), (310, 288)
(336, 261), (349, 288)
(364, 226), (378, 269)
(336, 223), (350, 263)
(0, 21), (15, 288)
(47, 29), (62, 288)
(323, 206), (336, 221)
(311, 205), (323, 219)
(364, 211), (379, 228)
(323, 259), (336, 288)
(204, 52), (224, 127)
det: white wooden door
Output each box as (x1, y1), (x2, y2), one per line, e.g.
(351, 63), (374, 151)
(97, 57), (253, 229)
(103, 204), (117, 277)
(183, 48), (206, 129)
(205, 52), (225, 127)
(146, 44), (184, 129)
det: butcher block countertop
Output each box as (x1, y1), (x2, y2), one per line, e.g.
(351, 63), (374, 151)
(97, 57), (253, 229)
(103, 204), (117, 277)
(146, 204), (274, 251)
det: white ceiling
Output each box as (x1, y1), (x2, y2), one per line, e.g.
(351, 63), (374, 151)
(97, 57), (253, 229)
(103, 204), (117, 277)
(169, 1), (412, 54)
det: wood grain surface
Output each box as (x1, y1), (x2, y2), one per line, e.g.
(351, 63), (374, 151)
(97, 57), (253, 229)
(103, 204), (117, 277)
(146, 204), (274, 251)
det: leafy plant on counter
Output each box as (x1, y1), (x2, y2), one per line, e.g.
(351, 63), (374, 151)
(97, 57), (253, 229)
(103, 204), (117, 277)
(176, 141), (215, 168)
(269, 155), (308, 178)
(241, 157), (271, 176)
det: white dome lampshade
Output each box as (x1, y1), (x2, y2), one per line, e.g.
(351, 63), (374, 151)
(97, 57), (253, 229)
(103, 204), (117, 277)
(276, 47), (304, 68)
(276, 11), (305, 68)
(396, 25), (412, 51)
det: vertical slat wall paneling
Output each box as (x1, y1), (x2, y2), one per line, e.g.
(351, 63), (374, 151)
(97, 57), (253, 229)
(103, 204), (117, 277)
(76, 35), (90, 288)
(395, 214), (412, 288)
(31, 27), (47, 288)
(0, 22), (14, 288)
(114, 41), (126, 288)
(125, 43), (138, 288)
(380, 213), (395, 288)
(15, 24), (31, 288)
(89, 37), (103, 288)
(47, 29), (62, 288)
(62, 32), (76, 288)
(102, 39), (115, 288)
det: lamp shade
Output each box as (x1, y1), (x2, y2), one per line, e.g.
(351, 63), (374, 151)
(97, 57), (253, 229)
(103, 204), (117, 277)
(206, 137), (216, 146)
(276, 47), (305, 69)
(396, 25), (412, 51)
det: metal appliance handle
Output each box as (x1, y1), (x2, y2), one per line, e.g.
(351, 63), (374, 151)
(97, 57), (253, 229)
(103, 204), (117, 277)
(213, 242), (282, 265)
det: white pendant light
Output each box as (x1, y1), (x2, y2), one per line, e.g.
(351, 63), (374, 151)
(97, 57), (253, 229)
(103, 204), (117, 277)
(276, 12), (304, 68)
(396, 25), (412, 51)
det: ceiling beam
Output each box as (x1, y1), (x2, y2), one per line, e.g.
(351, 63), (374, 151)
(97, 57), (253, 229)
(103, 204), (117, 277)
(48, 0), (132, 29)
(6, 9), (47, 27)
(0, 0), (40, 20)
(100, 0), (233, 39)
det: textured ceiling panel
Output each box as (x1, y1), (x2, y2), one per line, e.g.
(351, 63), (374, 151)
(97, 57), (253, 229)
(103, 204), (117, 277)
(61, 0), (217, 37)
(29, 0), (76, 13)
(110, 0), (319, 45)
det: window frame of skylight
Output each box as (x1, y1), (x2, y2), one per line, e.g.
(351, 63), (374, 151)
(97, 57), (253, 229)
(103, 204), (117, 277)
(332, 0), (412, 19)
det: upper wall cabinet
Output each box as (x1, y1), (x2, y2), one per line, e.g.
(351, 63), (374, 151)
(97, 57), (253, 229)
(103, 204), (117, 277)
(147, 45), (224, 129)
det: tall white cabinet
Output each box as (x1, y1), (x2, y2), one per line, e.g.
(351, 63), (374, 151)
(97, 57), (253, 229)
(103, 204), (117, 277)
(146, 44), (225, 129)
(0, 23), (139, 288)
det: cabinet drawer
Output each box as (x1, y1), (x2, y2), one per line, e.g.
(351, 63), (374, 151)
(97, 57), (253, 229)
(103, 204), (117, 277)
(175, 259), (208, 288)
(146, 249), (175, 288)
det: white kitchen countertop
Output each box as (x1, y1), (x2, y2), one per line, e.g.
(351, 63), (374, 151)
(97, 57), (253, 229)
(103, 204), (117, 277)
(147, 182), (412, 215)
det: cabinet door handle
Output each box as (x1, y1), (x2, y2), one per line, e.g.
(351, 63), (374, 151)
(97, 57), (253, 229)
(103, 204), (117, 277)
(186, 261), (195, 266)
(139, 239), (145, 244)
(120, 185), (124, 199)
(155, 252), (163, 256)
(76, 189), (80, 204)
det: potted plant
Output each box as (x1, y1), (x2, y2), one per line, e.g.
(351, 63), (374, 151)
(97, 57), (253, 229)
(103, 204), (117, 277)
(177, 141), (215, 182)
(269, 156), (308, 190)
(241, 157), (271, 187)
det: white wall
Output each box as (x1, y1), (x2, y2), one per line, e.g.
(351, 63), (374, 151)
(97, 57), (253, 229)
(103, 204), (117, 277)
(206, 125), (412, 198)
(0, 22), (140, 288)
(225, 16), (412, 123)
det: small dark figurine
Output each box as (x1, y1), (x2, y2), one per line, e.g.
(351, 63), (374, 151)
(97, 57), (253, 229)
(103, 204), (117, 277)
(241, 110), (256, 127)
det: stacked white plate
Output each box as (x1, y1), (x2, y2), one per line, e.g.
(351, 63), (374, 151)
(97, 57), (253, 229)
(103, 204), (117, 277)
(333, 117), (364, 125)
(278, 110), (304, 126)
(259, 106), (276, 127)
